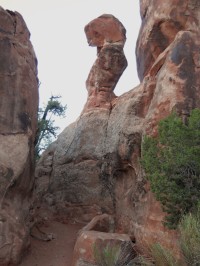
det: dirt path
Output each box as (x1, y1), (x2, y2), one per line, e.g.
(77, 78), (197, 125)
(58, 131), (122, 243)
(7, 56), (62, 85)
(19, 221), (83, 266)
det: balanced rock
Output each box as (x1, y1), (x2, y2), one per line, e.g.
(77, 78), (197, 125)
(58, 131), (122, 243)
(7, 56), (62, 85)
(36, 0), (200, 257)
(83, 14), (127, 111)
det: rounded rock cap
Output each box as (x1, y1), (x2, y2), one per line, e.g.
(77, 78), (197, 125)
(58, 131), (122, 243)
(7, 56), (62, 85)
(84, 14), (126, 48)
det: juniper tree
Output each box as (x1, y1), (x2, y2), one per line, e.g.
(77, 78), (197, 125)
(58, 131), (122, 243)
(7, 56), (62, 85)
(35, 95), (67, 160)
(141, 109), (200, 229)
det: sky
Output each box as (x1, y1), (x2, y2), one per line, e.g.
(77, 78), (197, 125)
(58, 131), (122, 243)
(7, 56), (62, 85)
(0, 0), (141, 132)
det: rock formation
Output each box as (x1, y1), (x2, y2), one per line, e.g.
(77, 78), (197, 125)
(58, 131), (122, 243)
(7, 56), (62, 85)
(83, 14), (127, 111)
(36, 0), (200, 259)
(72, 230), (135, 266)
(0, 7), (38, 265)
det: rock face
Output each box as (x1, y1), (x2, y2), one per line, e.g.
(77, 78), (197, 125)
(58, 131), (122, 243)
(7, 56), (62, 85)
(136, 0), (200, 82)
(0, 7), (38, 265)
(36, 0), (200, 257)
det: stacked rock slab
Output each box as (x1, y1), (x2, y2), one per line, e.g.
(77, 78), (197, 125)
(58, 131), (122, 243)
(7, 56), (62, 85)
(36, 0), (200, 256)
(83, 14), (127, 111)
(0, 7), (38, 265)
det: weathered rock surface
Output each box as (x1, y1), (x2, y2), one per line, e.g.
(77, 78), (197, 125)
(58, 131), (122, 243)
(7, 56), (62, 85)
(36, 0), (200, 258)
(0, 7), (38, 265)
(72, 230), (135, 266)
(78, 214), (115, 235)
(83, 14), (127, 111)
(136, 0), (200, 82)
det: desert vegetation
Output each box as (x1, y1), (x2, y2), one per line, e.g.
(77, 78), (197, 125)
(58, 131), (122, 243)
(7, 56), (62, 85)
(34, 95), (67, 159)
(141, 109), (200, 229)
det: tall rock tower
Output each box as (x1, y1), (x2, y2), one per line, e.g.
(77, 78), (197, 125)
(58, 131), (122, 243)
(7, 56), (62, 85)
(0, 7), (38, 265)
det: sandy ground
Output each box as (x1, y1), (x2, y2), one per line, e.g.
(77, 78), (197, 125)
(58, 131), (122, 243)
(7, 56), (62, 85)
(19, 221), (83, 266)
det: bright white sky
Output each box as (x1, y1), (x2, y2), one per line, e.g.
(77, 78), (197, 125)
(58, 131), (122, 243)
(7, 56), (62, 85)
(0, 0), (141, 132)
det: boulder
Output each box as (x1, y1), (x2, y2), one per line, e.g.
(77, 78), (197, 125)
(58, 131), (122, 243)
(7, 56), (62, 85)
(72, 230), (135, 266)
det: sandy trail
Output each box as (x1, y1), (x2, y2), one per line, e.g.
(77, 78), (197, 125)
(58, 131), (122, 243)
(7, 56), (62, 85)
(19, 221), (83, 266)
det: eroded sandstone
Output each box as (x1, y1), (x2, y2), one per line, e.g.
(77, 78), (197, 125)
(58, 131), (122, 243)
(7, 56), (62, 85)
(0, 7), (38, 265)
(72, 230), (135, 266)
(36, 0), (200, 260)
(83, 14), (127, 111)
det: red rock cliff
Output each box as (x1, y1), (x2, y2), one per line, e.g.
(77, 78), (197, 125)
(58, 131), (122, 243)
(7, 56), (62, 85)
(0, 7), (38, 265)
(36, 0), (200, 256)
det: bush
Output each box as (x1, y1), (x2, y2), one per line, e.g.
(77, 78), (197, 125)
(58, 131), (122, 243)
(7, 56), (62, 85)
(93, 242), (120, 266)
(141, 109), (200, 229)
(93, 241), (135, 266)
(149, 243), (179, 266)
(179, 207), (200, 265)
(139, 209), (200, 266)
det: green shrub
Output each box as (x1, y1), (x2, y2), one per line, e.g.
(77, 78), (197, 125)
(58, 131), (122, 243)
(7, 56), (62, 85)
(141, 109), (200, 229)
(150, 243), (179, 266)
(138, 242), (183, 266)
(93, 241), (136, 266)
(139, 209), (200, 266)
(93, 242), (120, 266)
(179, 208), (200, 265)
